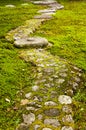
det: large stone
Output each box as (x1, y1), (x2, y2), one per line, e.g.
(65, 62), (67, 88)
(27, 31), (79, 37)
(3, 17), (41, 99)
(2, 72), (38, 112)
(58, 95), (72, 104)
(44, 108), (60, 117)
(32, 0), (56, 5)
(44, 119), (60, 127)
(23, 113), (35, 125)
(61, 126), (73, 130)
(14, 37), (49, 48)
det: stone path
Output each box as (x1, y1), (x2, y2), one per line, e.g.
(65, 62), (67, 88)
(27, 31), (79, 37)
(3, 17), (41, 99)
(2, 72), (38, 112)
(5, 0), (83, 130)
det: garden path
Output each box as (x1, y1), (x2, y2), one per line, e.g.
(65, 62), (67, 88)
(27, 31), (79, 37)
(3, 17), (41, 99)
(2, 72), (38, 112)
(6, 0), (83, 130)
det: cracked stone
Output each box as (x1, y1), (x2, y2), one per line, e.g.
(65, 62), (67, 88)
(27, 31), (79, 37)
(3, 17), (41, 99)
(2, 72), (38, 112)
(44, 118), (60, 127)
(58, 95), (72, 104)
(23, 113), (35, 125)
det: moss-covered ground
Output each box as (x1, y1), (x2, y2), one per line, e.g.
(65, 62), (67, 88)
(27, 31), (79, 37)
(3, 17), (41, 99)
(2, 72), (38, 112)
(0, 0), (86, 129)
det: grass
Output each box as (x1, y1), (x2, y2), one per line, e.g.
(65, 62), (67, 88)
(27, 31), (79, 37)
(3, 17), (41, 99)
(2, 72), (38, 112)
(0, 0), (86, 129)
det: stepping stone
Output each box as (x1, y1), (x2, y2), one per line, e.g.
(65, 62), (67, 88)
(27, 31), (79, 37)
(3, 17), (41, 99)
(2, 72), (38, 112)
(5, 4), (16, 8)
(38, 8), (56, 13)
(34, 14), (52, 19)
(14, 37), (49, 48)
(32, 0), (56, 5)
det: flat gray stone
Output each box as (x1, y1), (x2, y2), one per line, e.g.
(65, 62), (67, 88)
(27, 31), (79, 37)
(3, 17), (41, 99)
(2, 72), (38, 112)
(44, 108), (60, 116)
(61, 126), (73, 130)
(34, 14), (52, 19)
(38, 8), (56, 13)
(14, 37), (49, 48)
(32, 0), (56, 5)
(58, 95), (72, 104)
(23, 113), (35, 125)
(44, 119), (60, 127)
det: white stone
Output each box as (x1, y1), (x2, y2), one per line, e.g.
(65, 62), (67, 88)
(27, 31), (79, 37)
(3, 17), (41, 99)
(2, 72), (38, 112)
(32, 85), (39, 91)
(61, 126), (73, 130)
(58, 95), (72, 104)
(25, 92), (32, 99)
(42, 128), (52, 130)
(23, 113), (35, 125)
(45, 101), (57, 106)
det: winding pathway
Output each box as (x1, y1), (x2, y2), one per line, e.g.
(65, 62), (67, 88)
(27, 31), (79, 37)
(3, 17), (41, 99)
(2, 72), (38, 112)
(6, 0), (83, 130)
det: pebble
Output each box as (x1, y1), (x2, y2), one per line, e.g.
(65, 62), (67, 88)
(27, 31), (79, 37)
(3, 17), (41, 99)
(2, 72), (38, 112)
(44, 101), (57, 106)
(32, 85), (39, 91)
(62, 114), (74, 123)
(44, 118), (60, 127)
(25, 92), (32, 99)
(58, 95), (72, 104)
(62, 105), (72, 113)
(42, 128), (52, 130)
(34, 125), (40, 130)
(23, 113), (35, 125)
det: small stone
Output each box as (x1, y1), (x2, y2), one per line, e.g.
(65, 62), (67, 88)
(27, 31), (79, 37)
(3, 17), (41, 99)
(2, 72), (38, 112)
(62, 114), (74, 123)
(34, 125), (40, 130)
(20, 99), (28, 105)
(44, 119), (60, 127)
(58, 95), (72, 104)
(45, 101), (57, 106)
(61, 126), (73, 130)
(38, 114), (43, 120)
(25, 92), (32, 99)
(32, 85), (39, 91)
(23, 113), (35, 125)
(16, 123), (29, 130)
(66, 89), (73, 96)
(57, 79), (65, 84)
(44, 108), (60, 116)
(26, 107), (35, 111)
(42, 128), (52, 130)
(62, 105), (72, 113)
